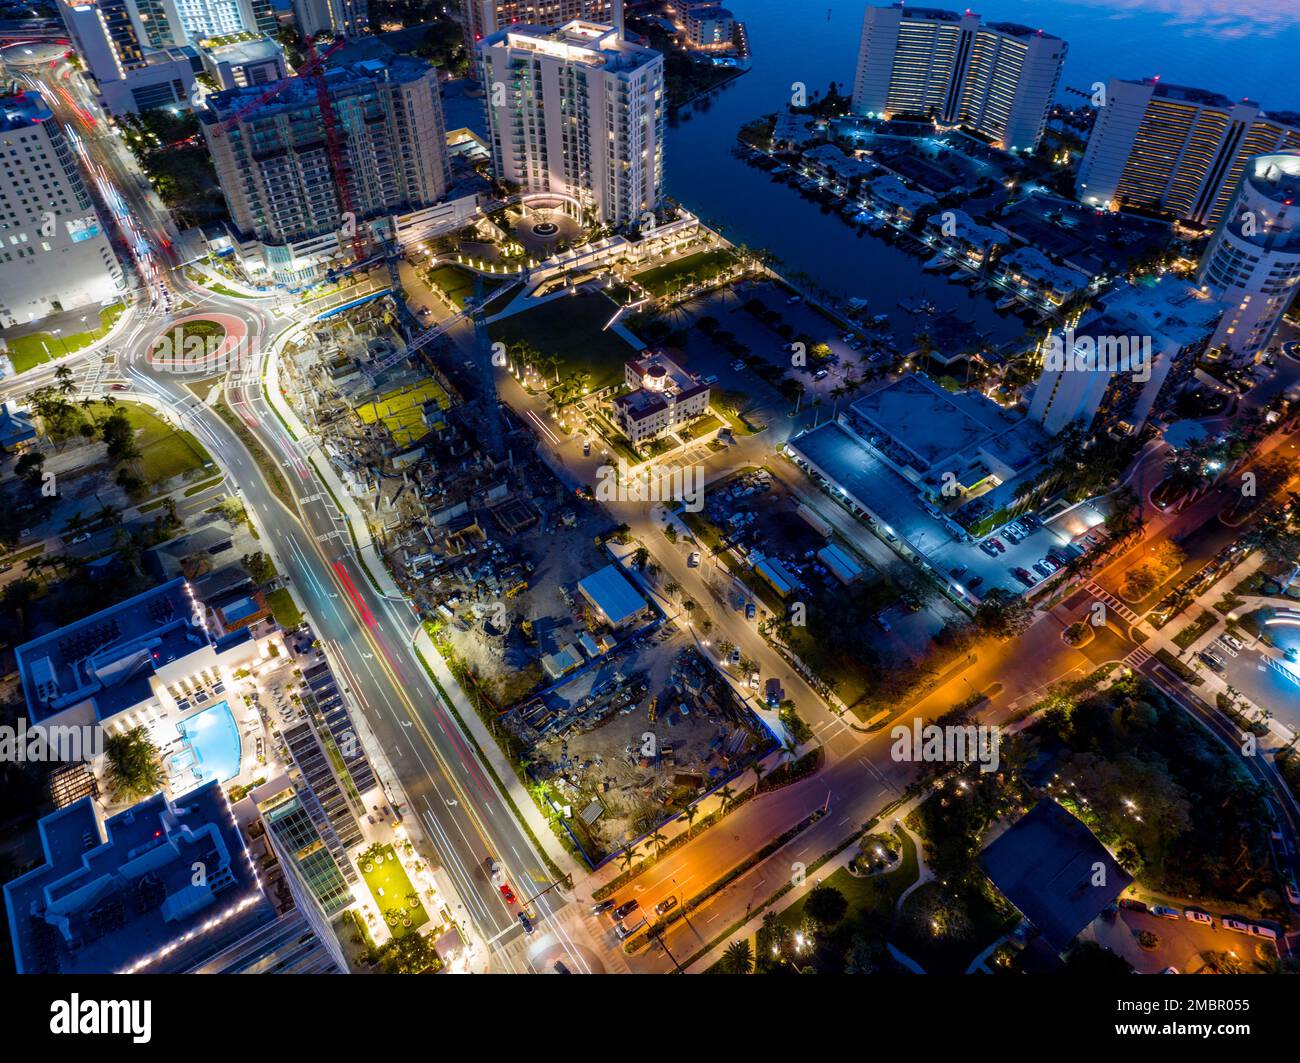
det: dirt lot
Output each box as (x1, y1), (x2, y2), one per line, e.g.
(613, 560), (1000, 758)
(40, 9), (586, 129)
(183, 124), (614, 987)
(517, 636), (769, 858)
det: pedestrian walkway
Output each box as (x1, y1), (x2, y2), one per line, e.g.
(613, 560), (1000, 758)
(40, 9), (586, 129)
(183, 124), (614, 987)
(1084, 580), (1142, 625)
(1123, 646), (1152, 669)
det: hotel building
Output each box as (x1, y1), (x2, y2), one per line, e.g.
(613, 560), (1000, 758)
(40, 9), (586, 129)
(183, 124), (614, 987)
(1076, 78), (1300, 228)
(479, 20), (664, 226)
(463, 0), (623, 53)
(851, 3), (1066, 152)
(0, 91), (124, 326)
(1197, 151), (1300, 360)
(612, 349), (710, 444)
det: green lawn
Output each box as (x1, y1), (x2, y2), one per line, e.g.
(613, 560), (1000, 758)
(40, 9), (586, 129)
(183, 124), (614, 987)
(779, 828), (919, 936)
(428, 264), (501, 308)
(108, 400), (213, 486)
(4, 302), (125, 374)
(265, 588), (303, 630)
(630, 249), (736, 298)
(359, 845), (429, 939)
(490, 291), (638, 393)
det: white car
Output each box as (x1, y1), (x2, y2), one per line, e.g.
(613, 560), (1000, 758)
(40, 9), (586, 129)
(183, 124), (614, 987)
(1222, 918), (1251, 934)
(1248, 924), (1278, 941)
(1184, 910), (1213, 926)
(71, 533), (91, 544)
(749, 672), (760, 689)
(688, 551), (701, 567)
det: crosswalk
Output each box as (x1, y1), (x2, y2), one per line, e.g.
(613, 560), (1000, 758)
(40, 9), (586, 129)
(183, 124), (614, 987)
(1084, 580), (1142, 625)
(1122, 646), (1152, 669)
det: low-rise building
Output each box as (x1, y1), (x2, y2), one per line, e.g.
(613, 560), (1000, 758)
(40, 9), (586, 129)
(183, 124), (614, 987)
(577, 564), (648, 629)
(863, 174), (935, 226)
(925, 208), (1009, 267)
(996, 246), (1090, 306)
(682, 5), (734, 49)
(613, 349), (711, 444)
(198, 35), (288, 91)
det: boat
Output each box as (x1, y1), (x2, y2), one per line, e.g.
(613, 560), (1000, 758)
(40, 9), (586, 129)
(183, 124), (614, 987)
(922, 254), (950, 271)
(995, 294), (1018, 310)
(846, 297), (870, 312)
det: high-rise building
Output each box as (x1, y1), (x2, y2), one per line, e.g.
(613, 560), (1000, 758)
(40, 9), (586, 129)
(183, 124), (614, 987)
(479, 20), (664, 227)
(55, 0), (277, 114)
(463, 0), (623, 55)
(0, 91), (124, 327)
(1028, 277), (1222, 436)
(1197, 152), (1300, 360)
(253, 781), (356, 918)
(1076, 77), (1300, 227)
(200, 55), (459, 285)
(851, 3), (1066, 152)
(292, 0), (369, 40)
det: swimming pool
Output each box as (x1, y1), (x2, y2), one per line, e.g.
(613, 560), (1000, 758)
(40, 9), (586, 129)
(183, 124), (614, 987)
(175, 701), (242, 786)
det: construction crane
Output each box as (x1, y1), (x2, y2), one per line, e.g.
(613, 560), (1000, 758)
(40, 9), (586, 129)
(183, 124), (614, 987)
(210, 35), (365, 264)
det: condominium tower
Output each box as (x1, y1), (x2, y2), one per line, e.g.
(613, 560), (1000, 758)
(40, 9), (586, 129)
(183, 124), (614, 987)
(0, 91), (124, 327)
(1197, 151), (1300, 360)
(463, 0), (623, 52)
(1076, 78), (1300, 227)
(851, 3), (1066, 152)
(292, 0), (370, 40)
(479, 20), (664, 227)
(200, 56), (456, 285)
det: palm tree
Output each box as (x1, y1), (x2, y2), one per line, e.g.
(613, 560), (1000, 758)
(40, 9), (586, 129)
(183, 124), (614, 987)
(103, 726), (165, 803)
(681, 804), (699, 838)
(715, 784), (736, 815)
(780, 734), (800, 777)
(751, 759), (766, 791)
(55, 363), (75, 397)
(647, 829), (667, 857)
(722, 939), (754, 974)
(618, 843), (639, 872)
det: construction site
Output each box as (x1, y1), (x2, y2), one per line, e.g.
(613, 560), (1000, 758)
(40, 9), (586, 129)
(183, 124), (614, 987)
(516, 636), (772, 863)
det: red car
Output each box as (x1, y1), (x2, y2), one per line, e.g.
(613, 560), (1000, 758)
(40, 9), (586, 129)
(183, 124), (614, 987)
(499, 884), (516, 905)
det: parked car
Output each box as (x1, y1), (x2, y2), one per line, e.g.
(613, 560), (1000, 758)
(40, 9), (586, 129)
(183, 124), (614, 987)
(876, 613), (892, 632)
(813, 368), (829, 381)
(1184, 909), (1213, 926)
(484, 856), (503, 884)
(1151, 905), (1182, 920)
(745, 602), (757, 620)
(1222, 917), (1251, 934)
(688, 550), (701, 567)
(1249, 924), (1278, 941)
(1118, 898), (1147, 912)
(654, 897), (679, 915)
(727, 647), (741, 667)
(591, 899), (616, 915)
(70, 533), (91, 544)
(612, 899), (639, 921)
(1198, 651), (1225, 673)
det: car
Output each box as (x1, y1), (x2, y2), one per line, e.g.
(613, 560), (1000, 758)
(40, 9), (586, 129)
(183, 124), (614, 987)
(745, 602), (757, 620)
(731, 360), (746, 372)
(1151, 904), (1181, 920)
(614, 916), (646, 940)
(813, 368), (829, 381)
(483, 856), (503, 884)
(590, 899), (616, 915)
(110, 383), (128, 391)
(688, 550), (701, 567)
(1041, 557), (1060, 572)
(612, 899), (640, 921)
(786, 295), (802, 305)
(1222, 917), (1251, 934)
(654, 897), (679, 915)
(1033, 562), (1052, 577)
(1184, 909), (1213, 925)
(1118, 898), (1147, 912)
(1198, 651), (1225, 673)
(1286, 880), (1300, 907)
(517, 911), (535, 935)
(1222, 633), (1244, 651)
(967, 575), (984, 589)
(1002, 528), (1021, 544)
(1012, 567), (1036, 586)
(1248, 924), (1278, 941)
(749, 672), (761, 689)
(949, 565), (968, 578)
(582, 439), (591, 457)
(499, 884), (516, 905)
(876, 614), (892, 632)
(988, 537), (1005, 552)
(553, 961), (572, 974)
(727, 647), (741, 667)
(70, 533), (91, 544)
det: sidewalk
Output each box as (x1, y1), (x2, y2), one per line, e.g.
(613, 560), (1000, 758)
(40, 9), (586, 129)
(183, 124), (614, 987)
(262, 331), (580, 878)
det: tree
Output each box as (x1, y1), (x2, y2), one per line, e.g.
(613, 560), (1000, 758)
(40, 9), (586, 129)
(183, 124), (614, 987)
(242, 551), (276, 585)
(631, 545), (649, 569)
(618, 844), (639, 872)
(973, 588), (1033, 640)
(101, 409), (140, 464)
(680, 803), (699, 837)
(804, 885), (848, 928)
(377, 931), (441, 974)
(721, 939), (754, 974)
(103, 726), (165, 803)
(715, 784), (736, 814)
(647, 829), (668, 856)
(14, 450), (44, 488)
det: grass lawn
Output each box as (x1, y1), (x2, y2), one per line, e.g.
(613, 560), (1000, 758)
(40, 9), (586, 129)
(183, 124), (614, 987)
(265, 588), (303, 630)
(4, 302), (126, 374)
(490, 291), (637, 393)
(1173, 609), (1219, 650)
(359, 844), (429, 938)
(629, 249), (736, 297)
(779, 828), (919, 935)
(428, 263), (501, 308)
(108, 400), (213, 486)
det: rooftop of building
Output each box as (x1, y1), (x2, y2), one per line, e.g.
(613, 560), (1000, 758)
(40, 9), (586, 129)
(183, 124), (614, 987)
(3, 782), (270, 974)
(999, 246), (1090, 294)
(846, 373), (1034, 475)
(685, 5), (734, 18)
(15, 577), (211, 725)
(1080, 275), (1223, 349)
(1130, 76), (1242, 112)
(869, 174), (937, 212)
(980, 799), (1133, 953)
(199, 34), (283, 65)
(203, 54), (435, 122)
(577, 564), (647, 627)
(0, 89), (52, 130)
(986, 21), (1063, 43)
(487, 20), (661, 74)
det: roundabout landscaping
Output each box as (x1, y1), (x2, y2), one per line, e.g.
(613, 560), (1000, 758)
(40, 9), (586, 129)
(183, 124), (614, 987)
(146, 313), (247, 375)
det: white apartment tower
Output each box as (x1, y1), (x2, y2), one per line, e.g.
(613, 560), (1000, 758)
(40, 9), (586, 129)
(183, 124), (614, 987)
(1076, 78), (1300, 228)
(464, 0), (623, 52)
(852, 3), (1065, 152)
(0, 91), (124, 326)
(292, 0), (370, 40)
(479, 20), (664, 227)
(1197, 152), (1300, 361)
